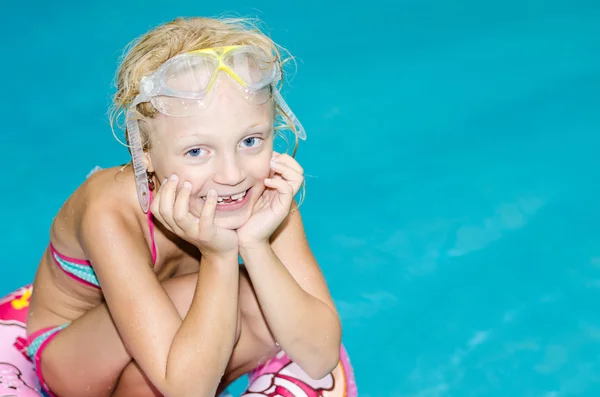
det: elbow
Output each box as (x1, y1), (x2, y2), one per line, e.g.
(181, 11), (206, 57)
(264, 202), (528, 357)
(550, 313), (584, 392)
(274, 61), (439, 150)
(161, 376), (215, 397)
(161, 384), (214, 397)
(305, 317), (343, 379)
(292, 305), (343, 380)
(303, 343), (342, 380)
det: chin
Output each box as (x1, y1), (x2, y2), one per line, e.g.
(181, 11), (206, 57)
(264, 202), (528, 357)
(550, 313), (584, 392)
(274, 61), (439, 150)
(213, 213), (251, 230)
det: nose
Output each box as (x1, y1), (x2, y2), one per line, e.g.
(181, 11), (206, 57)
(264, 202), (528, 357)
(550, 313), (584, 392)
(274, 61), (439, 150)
(213, 153), (246, 186)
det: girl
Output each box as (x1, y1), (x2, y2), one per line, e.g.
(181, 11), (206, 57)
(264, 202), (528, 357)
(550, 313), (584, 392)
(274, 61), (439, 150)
(25, 15), (355, 397)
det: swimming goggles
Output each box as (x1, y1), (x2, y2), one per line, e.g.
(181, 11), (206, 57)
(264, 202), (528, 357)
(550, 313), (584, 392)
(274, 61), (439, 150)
(125, 45), (306, 213)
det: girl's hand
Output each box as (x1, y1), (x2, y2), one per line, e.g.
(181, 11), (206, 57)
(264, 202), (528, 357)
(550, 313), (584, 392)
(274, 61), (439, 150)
(236, 153), (304, 248)
(151, 175), (239, 258)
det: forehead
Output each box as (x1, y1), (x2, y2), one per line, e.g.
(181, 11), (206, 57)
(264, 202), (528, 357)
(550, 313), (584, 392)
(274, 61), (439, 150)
(150, 76), (275, 139)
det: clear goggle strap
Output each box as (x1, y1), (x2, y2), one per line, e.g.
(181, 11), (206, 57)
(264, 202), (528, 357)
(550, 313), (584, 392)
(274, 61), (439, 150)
(272, 88), (306, 140)
(126, 110), (150, 213)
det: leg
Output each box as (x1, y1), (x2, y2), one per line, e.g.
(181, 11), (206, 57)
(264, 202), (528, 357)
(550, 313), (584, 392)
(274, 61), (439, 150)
(39, 273), (242, 397)
(113, 267), (278, 397)
(113, 268), (358, 397)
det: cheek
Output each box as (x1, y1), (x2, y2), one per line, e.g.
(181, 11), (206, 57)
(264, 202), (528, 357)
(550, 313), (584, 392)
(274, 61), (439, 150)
(179, 169), (212, 194)
(148, 147), (179, 180)
(250, 159), (272, 179)
(154, 162), (211, 194)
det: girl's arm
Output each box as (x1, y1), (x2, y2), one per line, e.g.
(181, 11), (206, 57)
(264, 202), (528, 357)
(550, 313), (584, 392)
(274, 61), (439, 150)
(81, 202), (239, 397)
(239, 201), (342, 379)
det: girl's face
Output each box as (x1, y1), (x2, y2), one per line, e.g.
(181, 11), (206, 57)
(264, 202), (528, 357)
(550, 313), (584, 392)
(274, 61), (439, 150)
(147, 76), (275, 230)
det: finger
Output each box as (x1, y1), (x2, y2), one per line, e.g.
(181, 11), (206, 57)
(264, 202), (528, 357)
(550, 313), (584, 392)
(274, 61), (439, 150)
(269, 161), (304, 194)
(271, 153), (304, 175)
(264, 177), (293, 200)
(270, 160), (303, 182)
(255, 188), (271, 209)
(172, 181), (196, 231)
(198, 189), (218, 228)
(158, 174), (178, 216)
(264, 178), (294, 211)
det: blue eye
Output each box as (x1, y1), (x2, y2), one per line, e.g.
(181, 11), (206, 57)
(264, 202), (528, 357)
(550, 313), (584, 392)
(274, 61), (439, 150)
(186, 148), (207, 157)
(240, 137), (262, 148)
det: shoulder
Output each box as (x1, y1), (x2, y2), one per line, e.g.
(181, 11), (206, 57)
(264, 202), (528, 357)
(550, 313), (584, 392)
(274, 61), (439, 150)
(81, 165), (138, 203)
(81, 165), (143, 226)
(77, 165), (157, 264)
(57, 165), (145, 242)
(47, 164), (152, 262)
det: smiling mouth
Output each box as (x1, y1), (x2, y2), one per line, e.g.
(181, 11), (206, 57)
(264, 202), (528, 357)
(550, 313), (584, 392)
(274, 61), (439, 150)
(201, 188), (250, 204)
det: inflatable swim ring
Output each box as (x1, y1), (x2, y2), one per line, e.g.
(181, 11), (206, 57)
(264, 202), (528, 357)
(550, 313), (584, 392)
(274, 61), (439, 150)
(0, 285), (357, 397)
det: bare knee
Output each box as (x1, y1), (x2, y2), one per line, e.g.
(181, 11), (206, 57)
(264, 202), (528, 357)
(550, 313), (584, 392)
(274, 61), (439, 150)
(160, 273), (199, 318)
(42, 273), (241, 397)
(161, 272), (242, 342)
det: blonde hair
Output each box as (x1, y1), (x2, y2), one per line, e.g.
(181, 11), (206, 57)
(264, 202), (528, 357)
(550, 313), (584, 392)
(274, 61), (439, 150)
(109, 16), (300, 156)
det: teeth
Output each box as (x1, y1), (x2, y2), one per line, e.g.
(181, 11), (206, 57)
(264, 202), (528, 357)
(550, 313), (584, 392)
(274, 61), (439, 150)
(210, 190), (248, 203)
(231, 191), (246, 200)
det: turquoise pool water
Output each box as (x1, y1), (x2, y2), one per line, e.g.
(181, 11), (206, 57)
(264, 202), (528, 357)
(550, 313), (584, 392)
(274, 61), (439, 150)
(2, 1), (600, 396)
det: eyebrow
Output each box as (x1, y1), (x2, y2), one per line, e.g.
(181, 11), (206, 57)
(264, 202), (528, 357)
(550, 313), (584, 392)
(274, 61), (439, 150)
(245, 120), (272, 131)
(173, 121), (272, 143)
(246, 121), (266, 130)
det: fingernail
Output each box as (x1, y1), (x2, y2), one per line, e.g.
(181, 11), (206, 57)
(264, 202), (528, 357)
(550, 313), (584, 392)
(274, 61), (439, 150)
(183, 181), (192, 189)
(270, 159), (278, 166)
(208, 189), (217, 197)
(169, 174), (179, 181)
(162, 178), (167, 184)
